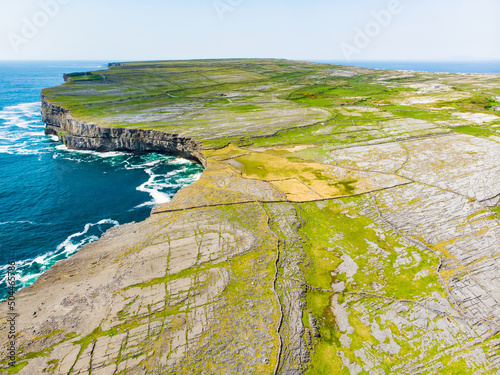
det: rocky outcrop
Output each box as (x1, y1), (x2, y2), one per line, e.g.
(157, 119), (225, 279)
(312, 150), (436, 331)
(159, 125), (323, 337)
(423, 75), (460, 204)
(41, 96), (206, 166)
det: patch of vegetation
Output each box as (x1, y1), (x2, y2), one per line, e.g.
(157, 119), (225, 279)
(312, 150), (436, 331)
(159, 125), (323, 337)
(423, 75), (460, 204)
(453, 126), (495, 137)
(491, 206), (500, 218)
(297, 198), (449, 372)
(435, 95), (495, 112)
(288, 81), (407, 108)
(226, 104), (262, 112)
(42, 359), (59, 373)
(67, 74), (104, 82)
(383, 105), (451, 122)
(333, 180), (357, 195)
(7, 361), (28, 374)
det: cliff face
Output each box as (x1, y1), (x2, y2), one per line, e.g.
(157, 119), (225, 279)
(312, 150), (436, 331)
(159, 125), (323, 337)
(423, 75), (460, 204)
(41, 96), (206, 166)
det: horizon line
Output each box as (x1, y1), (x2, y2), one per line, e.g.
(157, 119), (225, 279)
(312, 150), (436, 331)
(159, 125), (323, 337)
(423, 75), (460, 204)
(0, 58), (499, 63)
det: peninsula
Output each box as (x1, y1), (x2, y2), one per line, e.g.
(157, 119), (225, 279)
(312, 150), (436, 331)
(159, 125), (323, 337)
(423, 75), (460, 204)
(2, 59), (500, 374)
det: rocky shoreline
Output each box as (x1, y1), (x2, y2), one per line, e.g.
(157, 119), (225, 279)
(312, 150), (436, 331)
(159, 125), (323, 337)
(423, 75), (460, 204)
(41, 96), (206, 166)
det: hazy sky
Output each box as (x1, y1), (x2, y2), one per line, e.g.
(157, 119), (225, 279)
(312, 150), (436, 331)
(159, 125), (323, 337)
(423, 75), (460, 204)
(0, 0), (499, 61)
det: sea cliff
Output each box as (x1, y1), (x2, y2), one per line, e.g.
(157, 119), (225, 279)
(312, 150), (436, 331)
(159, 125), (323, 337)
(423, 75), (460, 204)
(41, 97), (205, 165)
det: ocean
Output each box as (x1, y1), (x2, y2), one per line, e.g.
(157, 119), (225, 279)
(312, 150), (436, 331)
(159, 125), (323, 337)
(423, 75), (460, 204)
(314, 60), (500, 74)
(0, 61), (203, 300)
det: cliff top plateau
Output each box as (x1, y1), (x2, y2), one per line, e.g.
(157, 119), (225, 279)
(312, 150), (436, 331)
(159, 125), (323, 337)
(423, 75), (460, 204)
(2, 59), (500, 374)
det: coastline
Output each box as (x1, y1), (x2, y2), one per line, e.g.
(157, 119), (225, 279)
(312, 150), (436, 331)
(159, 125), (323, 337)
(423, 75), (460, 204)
(3, 59), (500, 374)
(41, 96), (207, 166)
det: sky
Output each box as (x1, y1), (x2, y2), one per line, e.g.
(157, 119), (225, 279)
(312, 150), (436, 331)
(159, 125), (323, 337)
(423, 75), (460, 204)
(0, 0), (499, 62)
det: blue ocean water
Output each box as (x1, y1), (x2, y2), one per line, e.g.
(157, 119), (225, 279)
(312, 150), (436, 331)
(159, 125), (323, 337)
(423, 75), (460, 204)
(0, 61), (203, 300)
(314, 60), (500, 73)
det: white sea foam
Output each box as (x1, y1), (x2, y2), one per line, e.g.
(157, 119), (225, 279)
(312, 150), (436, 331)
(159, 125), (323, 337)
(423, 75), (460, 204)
(56, 219), (118, 254)
(0, 145), (40, 155)
(63, 149), (125, 158)
(0, 219), (119, 289)
(17, 273), (43, 284)
(52, 145), (133, 163)
(0, 124), (203, 296)
(0, 220), (36, 226)
(0, 103), (41, 131)
(123, 158), (163, 170)
(0, 102), (47, 155)
(136, 167), (172, 205)
(0, 102), (40, 120)
(133, 159), (203, 208)
(169, 157), (193, 165)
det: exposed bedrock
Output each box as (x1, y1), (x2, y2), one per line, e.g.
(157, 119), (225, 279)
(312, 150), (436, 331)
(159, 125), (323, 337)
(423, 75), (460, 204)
(41, 96), (206, 166)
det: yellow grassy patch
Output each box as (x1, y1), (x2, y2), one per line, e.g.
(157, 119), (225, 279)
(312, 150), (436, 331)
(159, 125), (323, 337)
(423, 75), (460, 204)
(224, 152), (411, 202)
(232, 152), (364, 200)
(271, 179), (323, 201)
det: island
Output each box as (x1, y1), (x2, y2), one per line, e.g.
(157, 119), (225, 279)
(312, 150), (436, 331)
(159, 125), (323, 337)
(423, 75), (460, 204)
(2, 59), (500, 374)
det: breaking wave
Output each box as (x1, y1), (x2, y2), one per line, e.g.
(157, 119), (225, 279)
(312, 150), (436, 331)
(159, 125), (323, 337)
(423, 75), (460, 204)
(0, 220), (119, 289)
(0, 101), (203, 300)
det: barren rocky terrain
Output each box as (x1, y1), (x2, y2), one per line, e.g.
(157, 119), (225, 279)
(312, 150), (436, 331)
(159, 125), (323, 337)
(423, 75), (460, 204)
(2, 59), (500, 374)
